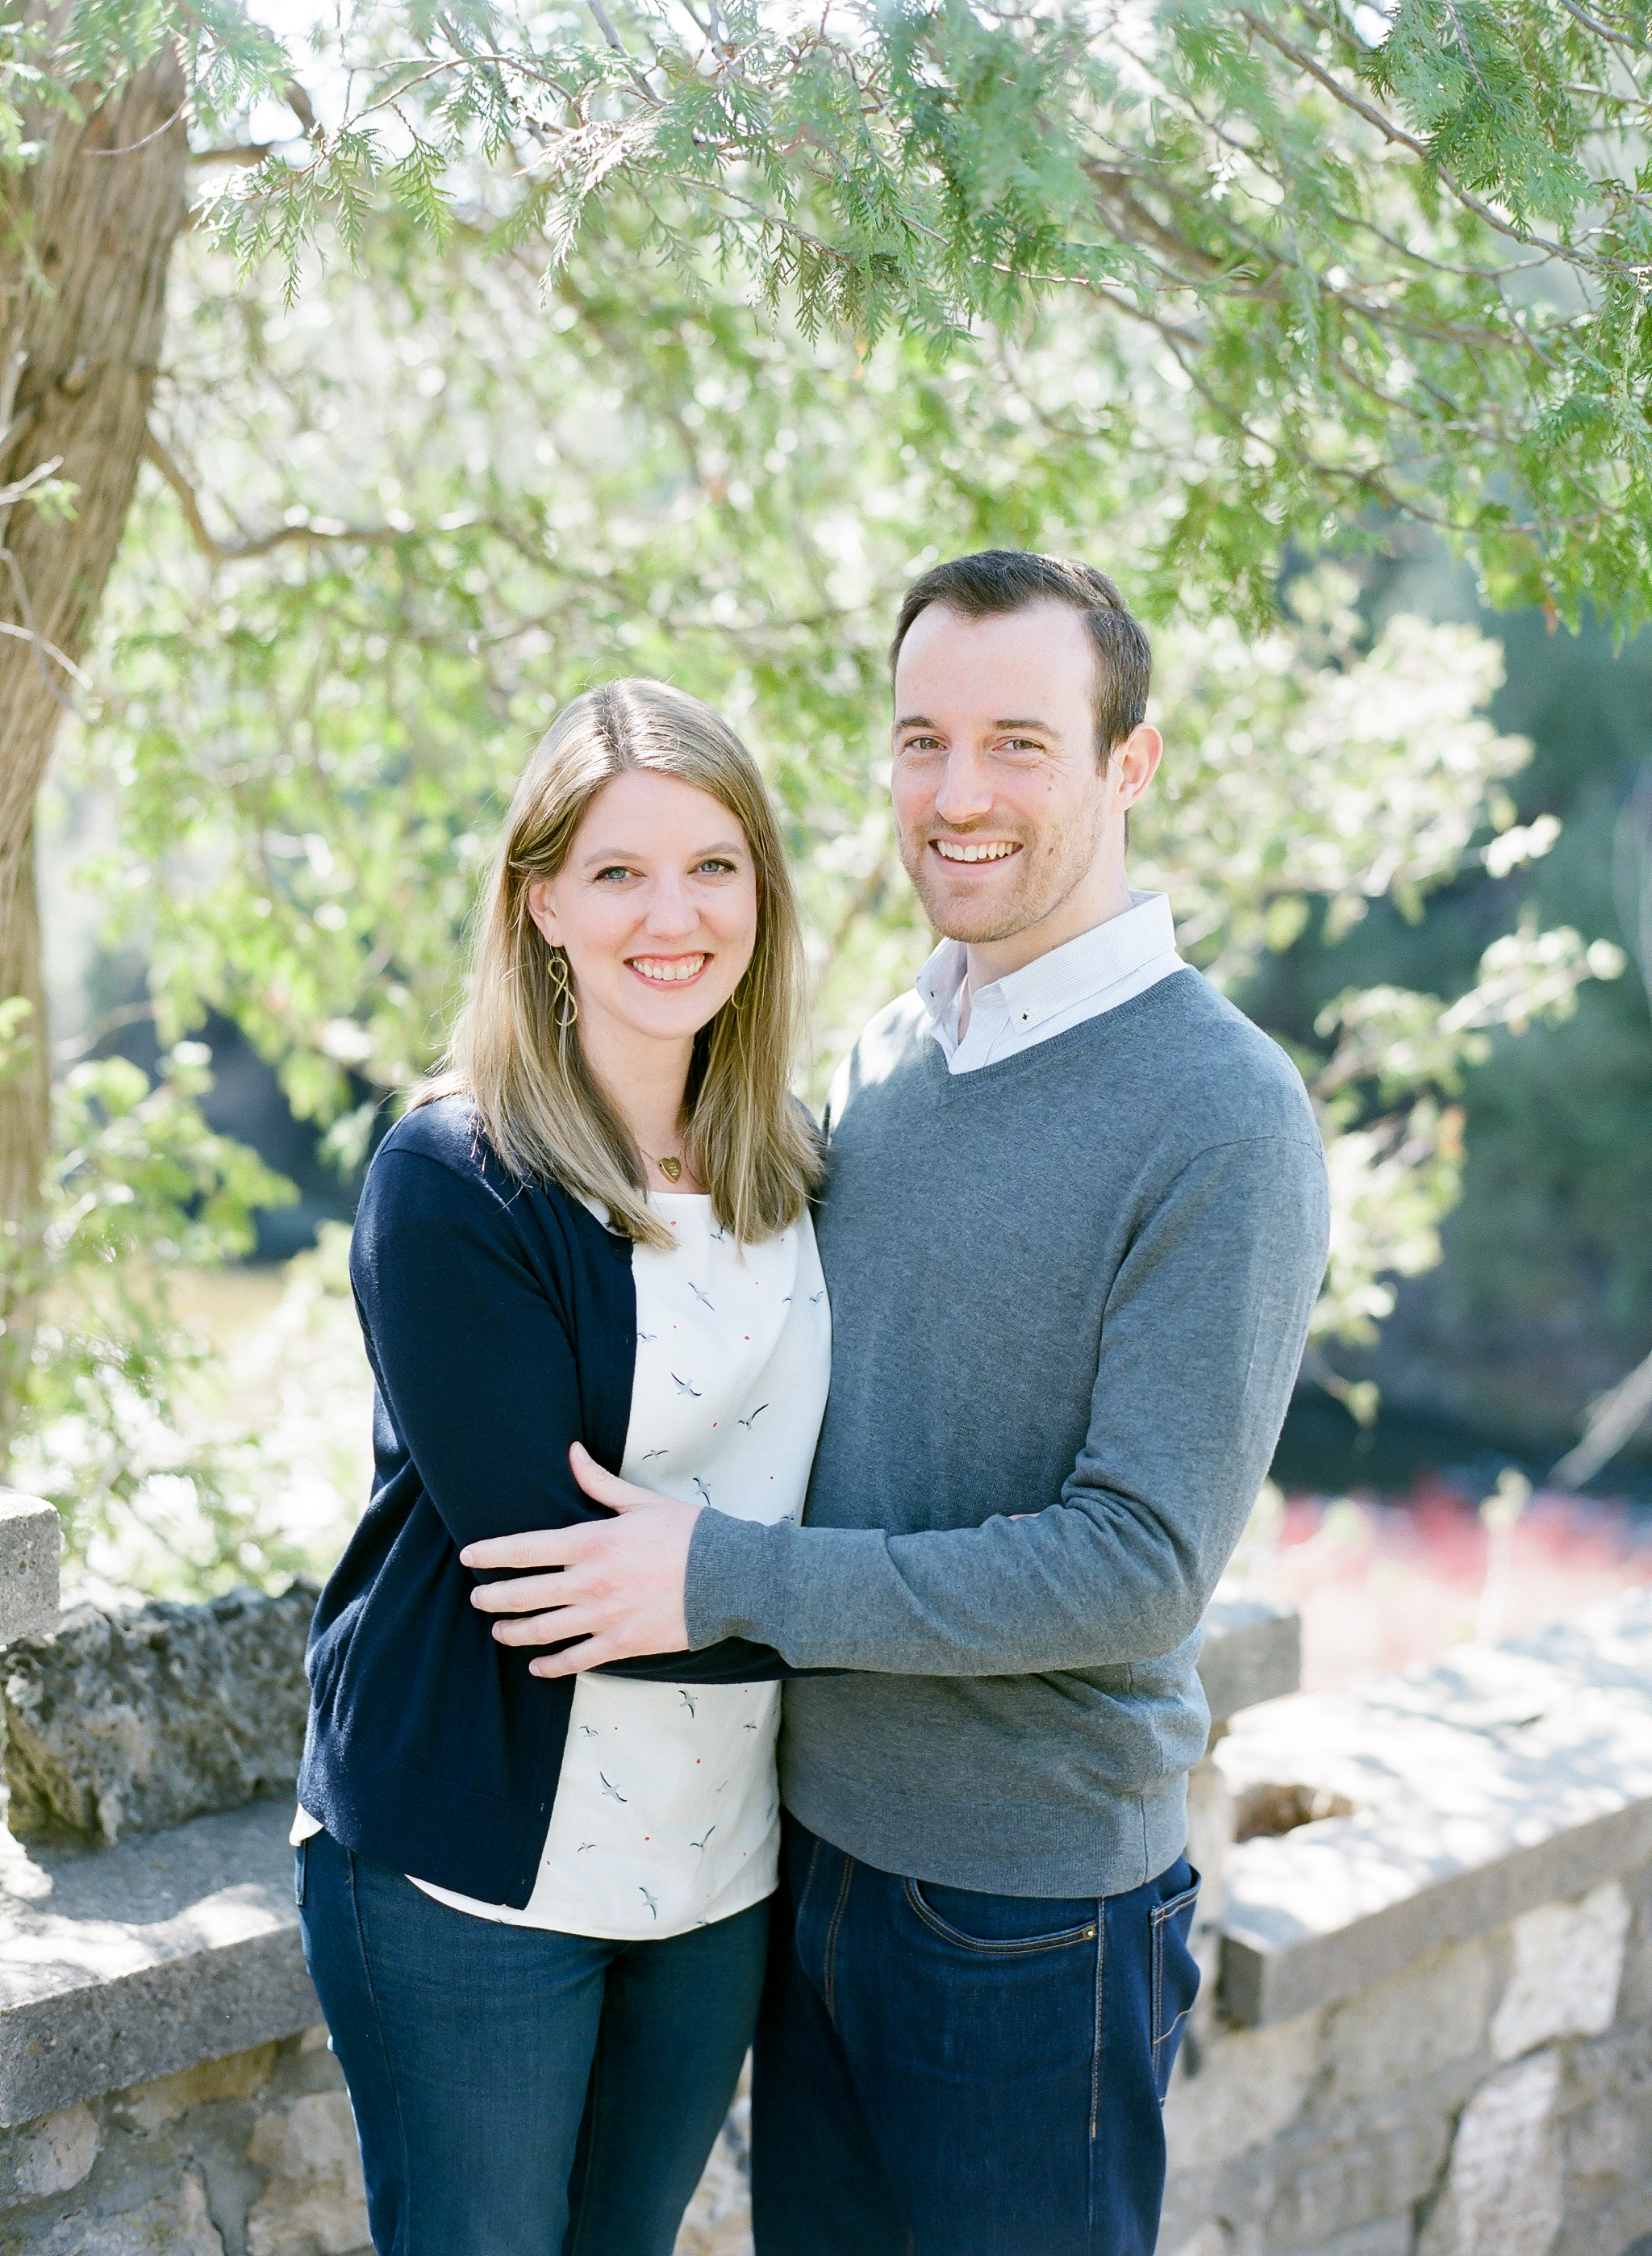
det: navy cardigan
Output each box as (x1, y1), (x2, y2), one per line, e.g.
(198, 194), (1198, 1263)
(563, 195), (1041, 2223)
(296, 1096), (787, 1908)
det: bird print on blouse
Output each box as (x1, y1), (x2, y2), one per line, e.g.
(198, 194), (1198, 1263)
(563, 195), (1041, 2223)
(411, 1190), (830, 1941)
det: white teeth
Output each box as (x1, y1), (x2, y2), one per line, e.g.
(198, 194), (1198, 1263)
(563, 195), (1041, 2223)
(932, 840), (1020, 863)
(630, 955), (707, 984)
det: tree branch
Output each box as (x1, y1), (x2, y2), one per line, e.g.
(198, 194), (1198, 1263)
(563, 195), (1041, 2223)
(141, 431), (408, 562)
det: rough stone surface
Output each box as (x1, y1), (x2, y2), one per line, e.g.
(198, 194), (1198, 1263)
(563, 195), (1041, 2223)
(0, 1494), (61, 1647)
(0, 2104), (98, 2198)
(245, 2091), (369, 2256)
(1490, 1879), (1630, 2061)
(1218, 1591), (1652, 2027)
(0, 2032), (369, 2255)
(1322, 1935), (1494, 2107)
(39, 2166), (225, 2254)
(0, 1799), (315, 2124)
(1425, 2050), (1564, 2256)
(2, 1581), (317, 1848)
(1198, 1591), (1301, 1727)
(1164, 2010), (1321, 2170)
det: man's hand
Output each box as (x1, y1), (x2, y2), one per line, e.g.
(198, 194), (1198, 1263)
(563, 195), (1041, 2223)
(461, 1443), (703, 1677)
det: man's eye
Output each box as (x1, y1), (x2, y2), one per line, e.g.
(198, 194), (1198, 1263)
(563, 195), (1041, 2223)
(1001, 738), (1042, 755)
(899, 736), (944, 755)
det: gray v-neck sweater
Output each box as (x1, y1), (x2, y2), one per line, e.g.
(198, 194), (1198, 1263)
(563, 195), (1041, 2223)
(682, 971), (1329, 1895)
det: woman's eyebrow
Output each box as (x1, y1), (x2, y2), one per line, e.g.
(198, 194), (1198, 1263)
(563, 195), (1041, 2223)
(578, 838), (747, 867)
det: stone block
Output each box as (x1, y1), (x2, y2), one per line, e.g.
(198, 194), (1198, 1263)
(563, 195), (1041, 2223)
(3, 1581), (317, 1848)
(1163, 2010), (1321, 2170)
(1491, 1881), (1631, 2061)
(1429, 2050), (1564, 2256)
(1322, 1932), (1494, 2107)
(0, 1493), (61, 1644)
(0, 1799), (317, 2124)
(40, 2163), (224, 2254)
(0, 2102), (98, 2197)
(1217, 1592), (1652, 2025)
(246, 2092), (369, 2256)
(117, 2040), (282, 2132)
(1198, 1592), (1301, 1727)
(1263, 2107), (1450, 2251)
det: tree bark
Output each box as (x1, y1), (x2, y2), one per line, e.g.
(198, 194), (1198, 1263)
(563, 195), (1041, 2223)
(0, 52), (189, 1452)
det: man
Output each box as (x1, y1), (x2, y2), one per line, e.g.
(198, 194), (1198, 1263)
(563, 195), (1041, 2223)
(469, 550), (1330, 2254)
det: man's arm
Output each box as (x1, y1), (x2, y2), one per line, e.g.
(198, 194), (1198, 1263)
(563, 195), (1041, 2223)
(681, 1134), (1329, 1675)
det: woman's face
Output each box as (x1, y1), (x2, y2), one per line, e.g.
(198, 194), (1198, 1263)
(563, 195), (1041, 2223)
(525, 771), (759, 1051)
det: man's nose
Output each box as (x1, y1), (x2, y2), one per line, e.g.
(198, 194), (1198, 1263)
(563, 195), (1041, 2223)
(932, 750), (997, 826)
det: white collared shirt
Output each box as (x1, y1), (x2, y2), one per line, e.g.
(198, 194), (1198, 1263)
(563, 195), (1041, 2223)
(916, 890), (1188, 1074)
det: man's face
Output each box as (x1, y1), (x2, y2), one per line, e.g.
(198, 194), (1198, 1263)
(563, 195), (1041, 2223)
(891, 599), (1120, 948)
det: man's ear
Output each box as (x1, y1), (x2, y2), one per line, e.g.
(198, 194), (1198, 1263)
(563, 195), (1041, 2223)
(1110, 723), (1163, 812)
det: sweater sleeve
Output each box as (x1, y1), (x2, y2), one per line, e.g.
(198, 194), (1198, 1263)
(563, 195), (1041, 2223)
(682, 1134), (1329, 1675)
(353, 1143), (791, 1683)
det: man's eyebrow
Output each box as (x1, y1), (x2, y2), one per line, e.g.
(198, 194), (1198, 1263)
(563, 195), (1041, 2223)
(894, 713), (939, 730)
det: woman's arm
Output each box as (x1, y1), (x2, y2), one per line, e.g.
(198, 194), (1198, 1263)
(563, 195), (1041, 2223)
(352, 1140), (795, 1682)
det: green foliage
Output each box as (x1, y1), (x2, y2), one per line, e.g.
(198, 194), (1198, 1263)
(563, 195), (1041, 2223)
(61, 219), (1616, 1406)
(8, 1039), (302, 1590)
(6, 2), (1651, 625)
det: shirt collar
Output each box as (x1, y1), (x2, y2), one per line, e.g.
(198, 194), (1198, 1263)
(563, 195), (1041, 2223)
(915, 892), (1179, 1042)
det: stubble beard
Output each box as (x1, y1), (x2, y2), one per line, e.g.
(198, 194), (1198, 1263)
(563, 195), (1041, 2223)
(900, 804), (1103, 947)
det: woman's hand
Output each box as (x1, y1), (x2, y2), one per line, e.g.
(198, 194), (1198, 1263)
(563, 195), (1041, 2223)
(461, 1443), (703, 1677)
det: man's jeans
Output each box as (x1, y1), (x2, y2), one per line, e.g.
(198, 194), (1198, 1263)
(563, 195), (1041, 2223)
(297, 1829), (766, 2256)
(752, 1816), (1199, 2256)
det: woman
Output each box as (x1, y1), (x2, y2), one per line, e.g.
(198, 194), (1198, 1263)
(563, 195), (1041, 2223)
(293, 679), (828, 2256)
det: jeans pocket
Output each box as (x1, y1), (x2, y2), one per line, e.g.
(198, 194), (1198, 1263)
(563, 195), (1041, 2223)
(903, 1878), (1098, 1956)
(1149, 1876), (1200, 2100)
(294, 1837), (309, 1910)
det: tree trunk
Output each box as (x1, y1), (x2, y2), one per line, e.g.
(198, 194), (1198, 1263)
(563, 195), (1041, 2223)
(0, 52), (189, 1453)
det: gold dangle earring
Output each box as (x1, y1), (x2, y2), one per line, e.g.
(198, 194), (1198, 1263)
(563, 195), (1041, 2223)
(547, 944), (579, 1030)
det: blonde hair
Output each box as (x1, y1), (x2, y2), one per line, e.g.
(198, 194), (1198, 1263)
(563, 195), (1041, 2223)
(422, 679), (820, 1251)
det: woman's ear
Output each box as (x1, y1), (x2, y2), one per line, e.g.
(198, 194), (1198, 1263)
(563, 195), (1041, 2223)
(524, 875), (561, 947)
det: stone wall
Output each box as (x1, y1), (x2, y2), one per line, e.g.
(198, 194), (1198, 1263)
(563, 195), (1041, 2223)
(1159, 1863), (1652, 2256)
(0, 2032), (366, 2256)
(0, 1509), (1646, 2256)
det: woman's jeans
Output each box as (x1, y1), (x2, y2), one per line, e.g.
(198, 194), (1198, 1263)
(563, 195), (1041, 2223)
(752, 1817), (1200, 2256)
(297, 1829), (766, 2256)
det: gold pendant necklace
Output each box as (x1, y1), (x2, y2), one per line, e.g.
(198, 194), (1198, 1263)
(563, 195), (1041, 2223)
(657, 1155), (682, 1184)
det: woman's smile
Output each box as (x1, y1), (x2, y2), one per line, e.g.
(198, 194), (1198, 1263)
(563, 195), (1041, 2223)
(627, 952), (711, 986)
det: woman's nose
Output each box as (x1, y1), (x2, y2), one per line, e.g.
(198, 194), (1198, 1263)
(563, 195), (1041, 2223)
(642, 881), (700, 938)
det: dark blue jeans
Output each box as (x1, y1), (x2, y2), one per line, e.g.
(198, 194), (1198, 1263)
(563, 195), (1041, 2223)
(297, 1829), (766, 2256)
(751, 1818), (1199, 2256)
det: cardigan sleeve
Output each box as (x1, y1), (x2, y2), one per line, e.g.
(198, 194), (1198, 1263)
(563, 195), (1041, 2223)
(350, 1139), (795, 1684)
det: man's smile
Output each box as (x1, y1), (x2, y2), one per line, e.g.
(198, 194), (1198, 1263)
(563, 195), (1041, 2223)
(931, 839), (1023, 863)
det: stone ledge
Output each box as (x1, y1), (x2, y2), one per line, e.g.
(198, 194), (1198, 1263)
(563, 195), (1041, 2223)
(1198, 1589), (1300, 1727)
(1216, 1590), (1652, 2027)
(0, 1799), (313, 2126)
(0, 1494), (60, 1648)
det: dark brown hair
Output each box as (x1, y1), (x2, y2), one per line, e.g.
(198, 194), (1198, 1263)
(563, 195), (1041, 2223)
(890, 549), (1152, 762)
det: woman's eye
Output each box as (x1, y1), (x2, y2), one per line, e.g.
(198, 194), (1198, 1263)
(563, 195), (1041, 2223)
(594, 865), (636, 884)
(695, 859), (736, 876)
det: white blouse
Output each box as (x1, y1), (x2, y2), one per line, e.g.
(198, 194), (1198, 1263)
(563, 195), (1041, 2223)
(340, 1196), (830, 1940)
